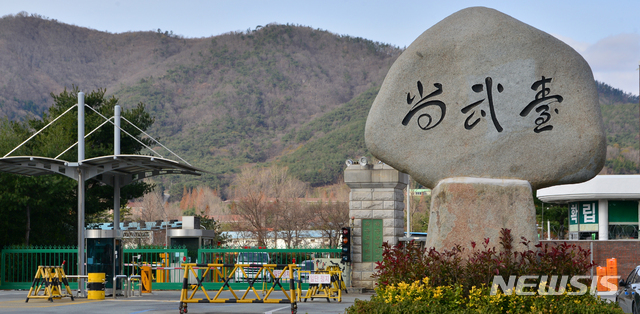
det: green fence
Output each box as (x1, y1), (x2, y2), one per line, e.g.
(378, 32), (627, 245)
(0, 245), (188, 290)
(1, 245), (79, 290)
(198, 246), (341, 264)
(123, 246), (188, 290)
(1, 246), (341, 290)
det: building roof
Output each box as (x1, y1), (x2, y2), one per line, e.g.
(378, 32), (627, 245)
(222, 230), (328, 239)
(0, 154), (204, 184)
(537, 175), (640, 203)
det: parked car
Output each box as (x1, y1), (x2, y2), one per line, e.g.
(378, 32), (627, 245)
(234, 251), (270, 283)
(617, 266), (640, 314)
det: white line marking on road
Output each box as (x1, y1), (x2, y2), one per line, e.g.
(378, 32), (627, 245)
(265, 305), (290, 314)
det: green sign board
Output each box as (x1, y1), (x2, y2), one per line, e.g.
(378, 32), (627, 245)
(569, 202), (598, 225)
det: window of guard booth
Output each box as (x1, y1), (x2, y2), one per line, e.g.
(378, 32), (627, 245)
(609, 225), (639, 240)
(171, 238), (199, 263)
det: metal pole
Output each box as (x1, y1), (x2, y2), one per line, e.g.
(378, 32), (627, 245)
(113, 104), (121, 259)
(77, 168), (85, 297)
(78, 92), (85, 161)
(114, 177), (120, 231)
(568, 205), (571, 239)
(113, 105), (122, 280)
(114, 177), (120, 281)
(590, 241), (594, 278)
(77, 92), (85, 297)
(541, 202), (544, 240)
(114, 105), (121, 155)
(406, 176), (411, 237)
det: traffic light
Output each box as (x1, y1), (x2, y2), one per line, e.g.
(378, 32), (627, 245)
(341, 227), (351, 263)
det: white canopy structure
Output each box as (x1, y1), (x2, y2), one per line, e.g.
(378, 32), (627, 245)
(0, 92), (205, 296)
(537, 175), (640, 241)
(538, 175), (640, 203)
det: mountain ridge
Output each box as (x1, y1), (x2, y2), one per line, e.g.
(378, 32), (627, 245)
(0, 13), (637, 197)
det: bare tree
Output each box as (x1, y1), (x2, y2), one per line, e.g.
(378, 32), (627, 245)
(180, 186), (226, 217)
(268, 166), (308, 247)
(136, 189), (165, 222)
(229, 166), (275, 246)
(309, 200), (349, 247)
(278, 199), (311, 248)
(229, 165), (307, 247)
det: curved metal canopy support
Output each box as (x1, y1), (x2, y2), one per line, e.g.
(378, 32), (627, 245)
(0, 155), (204, 183)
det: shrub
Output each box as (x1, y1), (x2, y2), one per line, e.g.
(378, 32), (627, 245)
(373, 228), (596, 292)
(346, 280), (624, 314)
(345, 228), (620, 313)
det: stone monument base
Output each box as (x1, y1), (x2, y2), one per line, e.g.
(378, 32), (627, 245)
(426, 177), (538, 253)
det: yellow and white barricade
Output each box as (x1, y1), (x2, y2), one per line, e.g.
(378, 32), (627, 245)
(178, 263), (299, 314)
(25, 265), (75, 302)
(299, 266), (347, 303)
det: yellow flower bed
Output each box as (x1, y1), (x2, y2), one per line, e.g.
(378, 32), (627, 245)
(348, 277), (624, 314)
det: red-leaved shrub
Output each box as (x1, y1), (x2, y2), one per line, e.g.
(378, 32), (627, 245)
(373, 228), (595, 292)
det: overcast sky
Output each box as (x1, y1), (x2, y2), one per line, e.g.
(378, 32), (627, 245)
(1, 0), (638, 95)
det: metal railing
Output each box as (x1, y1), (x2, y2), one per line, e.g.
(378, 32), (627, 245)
(1, 245), (78, 290)
(1, 246), (341, 291)
(0, 245), (187, 290)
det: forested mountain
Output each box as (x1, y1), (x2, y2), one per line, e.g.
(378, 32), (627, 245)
(0, 12), (638, 198)
(596, 83), (639, 174)
(0, 13), (400, 198)
(596, 81), (639, 105)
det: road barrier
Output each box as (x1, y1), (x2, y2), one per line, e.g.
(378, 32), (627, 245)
(140, 265), (152, 293)
(178, 263), (300, 314)
(1, 246), (343, 292)
(25, 264), (75, 302)
(87, 272), (105, 300)
(299, 264), (347, 302)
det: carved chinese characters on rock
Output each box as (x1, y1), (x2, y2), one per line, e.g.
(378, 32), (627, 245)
(366, 6), (606, 192)
(401, 76), (564, 134)
(462, 77), (504, 132)
(401, 81), (446, 130)
(519, 76), (564, 133)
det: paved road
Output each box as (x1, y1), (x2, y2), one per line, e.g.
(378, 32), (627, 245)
(0, 289), (373, 314)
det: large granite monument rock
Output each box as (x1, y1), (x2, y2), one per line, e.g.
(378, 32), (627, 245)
(365, 7), (606, 251)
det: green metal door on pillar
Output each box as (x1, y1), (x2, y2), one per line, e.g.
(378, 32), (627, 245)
(362, 219), (383, 262)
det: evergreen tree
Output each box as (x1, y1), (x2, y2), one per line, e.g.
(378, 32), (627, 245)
(0, 87), (154, 247)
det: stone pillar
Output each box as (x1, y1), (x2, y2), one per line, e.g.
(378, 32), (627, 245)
(426, 177), (538, 253)
(344, 163), (408, 289)
(598, 199), (608, 240)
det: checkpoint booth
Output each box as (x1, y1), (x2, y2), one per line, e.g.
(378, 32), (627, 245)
(168, 216), (216, 264)
(86, 229), (123, 295)
(537, 175), (640, 240)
